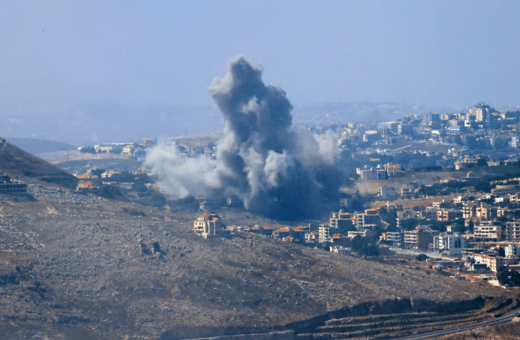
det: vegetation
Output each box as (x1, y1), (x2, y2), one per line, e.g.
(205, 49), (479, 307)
(351, 235), (379, 256)
(79, 146), (96, 154)
(496, 267), (520, 287)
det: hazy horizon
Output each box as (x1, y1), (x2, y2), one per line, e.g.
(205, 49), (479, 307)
(1, 0), (520, 118)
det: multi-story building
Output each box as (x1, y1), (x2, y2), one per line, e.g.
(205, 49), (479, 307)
(462, 203), (477, 219)
(474, 221), (502, 241)
(476, 204), (497, 220)
(473, 254), (505, 272)
(505, 222), (520, 242)
(379, 231), (404, 245)
(437, 209), (463, 222)
(354, 209), (380, 229)
(470, 103), (493, 123)
(193, 212), (225, 238)
(329, 211), (354, 231)
(505, 243), (520, 258)
(432, 232), (467, 256)
(404, 226), (439, 250)
(319, 225), (333, 243)
(348, 229), (376, 239)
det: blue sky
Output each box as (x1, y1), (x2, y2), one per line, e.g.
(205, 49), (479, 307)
(1, 0), (519, 114)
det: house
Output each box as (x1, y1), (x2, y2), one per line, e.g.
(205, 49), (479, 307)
(305, 231), (319, 244)
(101, 170), (120, 178)
(77, 181), (97, 190)
(75, 174), (98, 180)
(122, 144), (136, 155)
(273, 227), (290, 239)
(193, 212), (225, 238)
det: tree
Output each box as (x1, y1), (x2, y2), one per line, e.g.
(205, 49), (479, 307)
(496, 267), (520, 287)
(416, 254), (428, 261)
(351, 235), (379, 257)
(80, 146), (96, 154)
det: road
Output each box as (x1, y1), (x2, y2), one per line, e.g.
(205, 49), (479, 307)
(396, 308), (520, 339)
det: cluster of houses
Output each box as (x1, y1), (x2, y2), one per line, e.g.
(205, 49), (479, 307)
(78, 138), (156, 161)
(192, 208), (383, 248)
(75, 167), (155, 191)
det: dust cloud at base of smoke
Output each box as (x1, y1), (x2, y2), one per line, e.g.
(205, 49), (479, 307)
(145, 55), (344, 220)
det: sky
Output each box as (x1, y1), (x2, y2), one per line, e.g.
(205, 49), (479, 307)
(1, 0), (520, 115)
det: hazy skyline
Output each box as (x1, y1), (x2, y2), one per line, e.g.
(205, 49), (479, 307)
(1, 0), (520, 116)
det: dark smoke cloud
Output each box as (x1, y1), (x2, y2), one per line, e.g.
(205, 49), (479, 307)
(145, 55), (343, 220)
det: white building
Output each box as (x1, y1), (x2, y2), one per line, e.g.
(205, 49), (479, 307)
(432, 232), (467, 256)
(505, 244), (520, 258)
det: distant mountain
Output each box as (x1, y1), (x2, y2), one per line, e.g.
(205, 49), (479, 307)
(6, 138), (77, 155)
(0, 138), (78, 189)
(0, 101), (462, 145)
(291, 102), (458, 125)
(0, 102), (224, 145)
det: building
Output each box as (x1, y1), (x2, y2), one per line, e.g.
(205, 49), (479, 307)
(347, 229), (375, 239)
(474, 221), (502, 241)
(404, 226), (439, 250)
(356, 166), (388, 181)
(437, 209), (462, 222)
(475, 204), (497, 220)
(354, 209), (380, 229)
(77, 181), (97, 190)
(0, 173), (28, 194)
(379, 231), (403, 245)
(462, 203), (477, 218)
(122, 144), (136, 155)
(432, 232), (467, 256)
(473, 254), (505, 272)
(379, 185), (397, 198)
(470, 103), (493, 123)
(505, 222), (520, 242)
(329, 211), (354, 231)
(505, 244), (520, 258)
(193, 212), (225, 238)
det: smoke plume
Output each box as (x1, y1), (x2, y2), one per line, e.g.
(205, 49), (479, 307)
(145, 56), (343, 220)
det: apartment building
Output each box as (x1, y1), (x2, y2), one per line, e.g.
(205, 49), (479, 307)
(473, 254), (505, 272)
(432, 232), (467, 256)
(404, 226), (439, 250)
(505, 222), (520, 242)
(474, 221), (502, 241)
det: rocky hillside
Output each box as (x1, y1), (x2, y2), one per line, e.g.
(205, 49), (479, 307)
(0, 138), (78, 189)
(0, 180), (511, 339)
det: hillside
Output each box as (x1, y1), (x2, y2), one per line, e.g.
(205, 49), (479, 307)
(5, 138), (77, 155)
(0, 138), (78, 189)
(0, 180), (513, 339)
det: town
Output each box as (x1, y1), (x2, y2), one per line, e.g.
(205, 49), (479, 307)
(62, 102), (520, 290)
